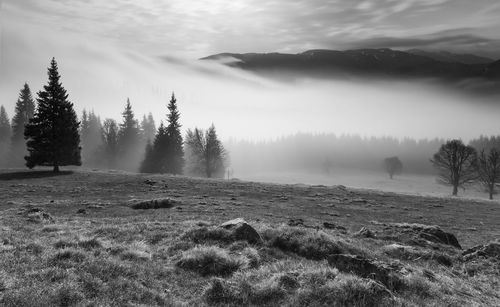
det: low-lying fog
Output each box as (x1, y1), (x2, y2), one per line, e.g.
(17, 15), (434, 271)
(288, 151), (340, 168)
(2, 22), (500, 144)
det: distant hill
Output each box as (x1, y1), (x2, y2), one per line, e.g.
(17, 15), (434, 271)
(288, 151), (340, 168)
(406, 49), (494, 65)
(201, 48), (500, 83)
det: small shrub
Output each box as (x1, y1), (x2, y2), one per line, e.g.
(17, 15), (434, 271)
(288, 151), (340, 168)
(176, 246), (246, 276)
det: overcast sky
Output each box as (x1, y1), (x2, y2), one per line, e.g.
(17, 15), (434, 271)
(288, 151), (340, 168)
(2, 0), (500, 58)
(1, 0), (500, 141)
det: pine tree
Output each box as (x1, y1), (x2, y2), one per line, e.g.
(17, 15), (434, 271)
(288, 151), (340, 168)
(24, 58), (81, 172)
(117, 98), (141, 170)
(0, 106), (11, 166)
(9, 83), (35, 166)
(141, 113), (156, 143)
(80, 109), (103, 166)
(164, 93), (184, 174)
(101, 118), (119, 168)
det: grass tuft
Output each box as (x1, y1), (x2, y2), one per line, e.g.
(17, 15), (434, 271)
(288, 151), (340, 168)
(176, 245), (246, 276)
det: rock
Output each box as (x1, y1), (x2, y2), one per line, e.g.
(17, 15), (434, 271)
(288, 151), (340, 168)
(463, 242), (500, 260)
(77, 209), (87, 214)
(392, 223), (461, 249)
(144, 179), (156, 185)
(220, 218), (262, 244)
(328, 254), (404, 290)
(355, 227), (375, 238)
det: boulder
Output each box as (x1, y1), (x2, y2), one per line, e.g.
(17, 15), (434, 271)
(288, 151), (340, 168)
(328, 254), (404, 290)
(392, 223), (461, 249)
(463, 242), (500, 260)
(220, 218), (262, 244)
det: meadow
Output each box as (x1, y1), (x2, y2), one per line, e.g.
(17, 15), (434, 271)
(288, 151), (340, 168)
(0, 169), (498, 306)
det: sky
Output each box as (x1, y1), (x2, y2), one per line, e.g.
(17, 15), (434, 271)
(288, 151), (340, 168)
(1, 0), (500, 141)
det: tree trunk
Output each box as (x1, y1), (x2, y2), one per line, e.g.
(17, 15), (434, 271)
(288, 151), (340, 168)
(489, 189), (493, 200)
(452, 185), (458, 196)
(389, 173), (393, 179)
(53, 165), (60, 173)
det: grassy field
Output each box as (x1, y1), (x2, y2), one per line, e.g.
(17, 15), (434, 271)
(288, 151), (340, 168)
(0, 168), (499, 306)
(237, 170), (500, 200)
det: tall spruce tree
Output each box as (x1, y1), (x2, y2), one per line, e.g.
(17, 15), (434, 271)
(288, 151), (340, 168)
(140, 123), (166, 173)
(165, 93), (184, 174)
(117, 98), (141, 170)
(141, 113), (156, 143)
(101, 118), (119, 168)
(9, 83), (35, 166)
(80, 109), (103, 166)
(24, 58), (81, 172)
(0, 106), (11, 166)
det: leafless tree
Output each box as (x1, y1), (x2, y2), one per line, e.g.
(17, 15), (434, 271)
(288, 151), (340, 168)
(477, 148), (500, 200)
(430, 139), (477, 196)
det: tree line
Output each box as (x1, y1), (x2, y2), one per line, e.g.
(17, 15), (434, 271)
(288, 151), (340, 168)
(0, 58), (228, 177)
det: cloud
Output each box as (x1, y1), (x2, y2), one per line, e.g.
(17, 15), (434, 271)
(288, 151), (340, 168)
(2, 0), (500, 59)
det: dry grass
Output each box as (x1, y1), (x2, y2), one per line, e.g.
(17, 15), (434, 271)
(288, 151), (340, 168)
(0, 169), (498, 306)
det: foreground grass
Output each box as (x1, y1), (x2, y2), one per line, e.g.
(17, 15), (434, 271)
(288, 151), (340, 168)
(0, 169), (499, 306)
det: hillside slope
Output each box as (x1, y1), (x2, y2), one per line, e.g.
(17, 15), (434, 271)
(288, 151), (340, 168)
(0, 169), (498, 306)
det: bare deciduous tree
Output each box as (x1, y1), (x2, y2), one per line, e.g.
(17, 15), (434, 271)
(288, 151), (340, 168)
(430, 139), (477, 196)
(477, 148), (500, 200)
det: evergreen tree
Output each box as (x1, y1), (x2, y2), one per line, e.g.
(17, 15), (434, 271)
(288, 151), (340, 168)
(0, 106), (11, 166)
(9, 83), (35, 166)
(117, 98), (141, 170)
(24, 58), (81, 172)
(80, 109), (103, 166)
(185, 124), (227, 178)
(102, 118), (119, 168)
(141, 113), (156, 143)
(164, 93), (184, 174)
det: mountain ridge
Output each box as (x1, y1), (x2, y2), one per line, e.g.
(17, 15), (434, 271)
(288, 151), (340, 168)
(200, 48), (500, 82)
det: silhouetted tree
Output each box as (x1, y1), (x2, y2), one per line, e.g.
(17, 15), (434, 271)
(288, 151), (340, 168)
(141, 113), (156, 143)
(24, 58), (81, 172)
(101, 118), (119, 168)
(117, 99), (141, 170)
(477, 148), (500, 200)
(430, 139), (477, 196)
(0, 105), (11, 165)
(384, 156), (403, 179)
(164, 93), (184, 174)
(9, 83), (35, 166)
(139, 122), (165, 173)
(185, 124), (227, 178)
